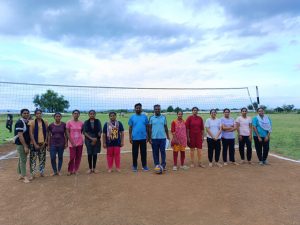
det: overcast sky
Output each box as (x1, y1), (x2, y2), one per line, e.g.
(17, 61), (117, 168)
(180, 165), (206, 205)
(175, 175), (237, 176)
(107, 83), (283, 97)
(0, 0), (299, 108)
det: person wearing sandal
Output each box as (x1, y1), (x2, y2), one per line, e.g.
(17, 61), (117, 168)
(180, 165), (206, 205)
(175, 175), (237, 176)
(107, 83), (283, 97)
(171, 110), (189, 171)
(252, 107), (272, 165)
(66, 110), (84, 175)
(48, 112), (67, 176)
(83, 110), (102, 174)
(205, 109), (223, 168)
(221, 108), (238, 166)
(14, 109), (31, 183)
(186, 107), (205, 168)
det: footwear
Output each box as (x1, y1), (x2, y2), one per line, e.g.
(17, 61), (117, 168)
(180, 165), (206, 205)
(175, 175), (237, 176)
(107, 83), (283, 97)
(29, 175), (35, 180)
(198, 163), (206, 168)
(50, 172), (57, 176)
(216, 162), (223, 168)
(259, 161), (264, 166)
(233, 162), (239, 165)
(18, 175), (24, 180)
(87, 169), (92, 174)
(223, 162), (228, 166)
(142, 166), (149, 172)
(263, 160), (270, 165)
(132, 166), (138, 172)
(208, 163), (213, 167)
(93, 169), (99, 174)
(180, 165), (189, 170)
(247, 161), (253, 165)
(172, 166), (178, 171)
(23, 177), (30, 183)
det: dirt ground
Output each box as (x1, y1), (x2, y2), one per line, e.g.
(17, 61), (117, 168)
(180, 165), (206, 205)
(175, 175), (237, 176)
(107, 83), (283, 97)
(0, 133), (300, 225)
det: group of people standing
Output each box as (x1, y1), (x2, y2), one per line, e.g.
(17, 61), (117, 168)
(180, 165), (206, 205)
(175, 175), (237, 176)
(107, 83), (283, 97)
(14, 103), (272, 183)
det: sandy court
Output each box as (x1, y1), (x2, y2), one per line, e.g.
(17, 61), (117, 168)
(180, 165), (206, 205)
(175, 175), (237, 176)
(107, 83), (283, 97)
(0, 134), (300, 225)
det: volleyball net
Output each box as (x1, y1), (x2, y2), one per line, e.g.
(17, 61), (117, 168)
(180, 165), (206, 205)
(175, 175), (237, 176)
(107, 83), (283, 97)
(0, 81), (256, 112)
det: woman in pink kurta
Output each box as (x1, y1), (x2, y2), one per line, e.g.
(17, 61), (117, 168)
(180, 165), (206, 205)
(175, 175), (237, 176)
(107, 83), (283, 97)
(66, 110), (84, 175)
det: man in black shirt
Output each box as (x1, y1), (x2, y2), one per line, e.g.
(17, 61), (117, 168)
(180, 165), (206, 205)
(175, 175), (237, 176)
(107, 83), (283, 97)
(14, 109), (31, 183)
(6, 112), (13, 133)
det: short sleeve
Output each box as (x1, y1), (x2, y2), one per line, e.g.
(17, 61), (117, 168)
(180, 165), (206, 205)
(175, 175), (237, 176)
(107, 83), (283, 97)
(145, 115), (149, 125)
(128, 116), (133, 126)
(252, 117), (257, 127)
(119, 122), (124, 132)
(171, 121), (176, 133)
(149, 116), (153, 125)
(83, 121), (88, 133)
(15, 120), (24, 132)
(205, 119), (210, 128)
(185, 117), (190, 129)
(103, 123), (107, 134)
(66, 121), (71, 129)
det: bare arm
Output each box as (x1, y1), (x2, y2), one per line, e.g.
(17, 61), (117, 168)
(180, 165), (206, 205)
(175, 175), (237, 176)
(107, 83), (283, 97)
(148, 124), (152, 144)
(164, 124), (170, 140)
(129, 126), (133, 144)
(120, 131), (124, 147)
(29, 122), (39, 149)
(66, 128), (76, 147)
(102, 133), (107, 148)
(18, 132), (29, 153)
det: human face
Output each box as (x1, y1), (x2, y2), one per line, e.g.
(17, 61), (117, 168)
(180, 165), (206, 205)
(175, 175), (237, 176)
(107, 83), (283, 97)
(35, 111), (42, 119)
(154, 106), (161, 116)
(177, 111), (183, 120)
(257, 108), (264, 117)
(241, 109), (247, 117)
(73, 111), (80, 120)
(109, 113), (116, 121)
(21, 111), (30, 120)
(192, 108), (198, 116)
(135, 105), (142, 114)
(210, 111), (217, 119)
(54, 114), (61, 123)
(223, 110), (230, 118)
(89, 111), (96, 120)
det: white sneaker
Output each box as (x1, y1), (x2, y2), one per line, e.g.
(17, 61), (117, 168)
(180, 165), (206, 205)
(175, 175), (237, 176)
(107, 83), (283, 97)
(180, 165), (189, 170)
(223, 162), (228, 166)
(172, 166), (178, 171)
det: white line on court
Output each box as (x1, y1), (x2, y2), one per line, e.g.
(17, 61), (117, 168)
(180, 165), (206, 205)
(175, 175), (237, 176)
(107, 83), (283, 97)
(0, 149), (299, 164)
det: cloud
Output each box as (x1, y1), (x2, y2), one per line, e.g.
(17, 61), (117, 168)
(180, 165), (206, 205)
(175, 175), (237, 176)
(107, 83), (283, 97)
(198, 42), (278, 63)
(0, 0), (197, 53)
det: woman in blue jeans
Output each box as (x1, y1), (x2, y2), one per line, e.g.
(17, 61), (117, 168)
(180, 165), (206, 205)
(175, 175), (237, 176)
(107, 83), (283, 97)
(47, 112), (68, 176)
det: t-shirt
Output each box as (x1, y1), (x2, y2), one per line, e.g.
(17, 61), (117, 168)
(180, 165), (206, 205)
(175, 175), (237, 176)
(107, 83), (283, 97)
(128, 114), (149, 140)
(185, 115), (204, 135)
(48, 122), (66, 147)
(28, 119), (48, 143)
(205, 118), (222, 139)
(149, 115), (167, 139)
(14, 119), (30, 145)
(103, 121), (124, 147)
(221, 117), (235, 139)
(252, 116), (272, 138)
(235, 116), (252, 136)
(66, 120), (84, 147)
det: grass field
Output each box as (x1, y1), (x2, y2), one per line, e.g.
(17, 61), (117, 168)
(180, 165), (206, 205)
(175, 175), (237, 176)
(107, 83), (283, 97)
(1, 112), (299, 159)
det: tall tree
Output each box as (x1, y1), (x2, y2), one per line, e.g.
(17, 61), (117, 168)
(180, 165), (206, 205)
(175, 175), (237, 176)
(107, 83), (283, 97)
(167, 105), (174, 112)
(33, 90), (70, 113)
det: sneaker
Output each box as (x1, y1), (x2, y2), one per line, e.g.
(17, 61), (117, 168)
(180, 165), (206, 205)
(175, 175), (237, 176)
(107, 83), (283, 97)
(216, 162), (223, 168)
(172, 166), (178, 171)
(223, 162), (228, 166)
(208, 163), (213, 167)
(198, 163), (206, 168)
(259, 161), (264, 166)
(132, 166), (138, 172)
(142, 166), (149, 172)
(180, 165), (189, 170)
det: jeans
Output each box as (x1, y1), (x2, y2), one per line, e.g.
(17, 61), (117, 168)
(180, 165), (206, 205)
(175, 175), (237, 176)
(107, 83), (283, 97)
(151, 139), (166, 168)
(50, 146), (64, 173)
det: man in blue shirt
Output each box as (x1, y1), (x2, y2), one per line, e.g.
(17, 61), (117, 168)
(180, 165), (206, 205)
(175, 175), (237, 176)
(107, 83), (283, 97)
(149, 104), (170, 170)
(128, 103), (149, 172)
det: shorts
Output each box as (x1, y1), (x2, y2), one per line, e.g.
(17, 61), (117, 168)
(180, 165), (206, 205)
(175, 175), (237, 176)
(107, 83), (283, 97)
(188, 132), (203, 149)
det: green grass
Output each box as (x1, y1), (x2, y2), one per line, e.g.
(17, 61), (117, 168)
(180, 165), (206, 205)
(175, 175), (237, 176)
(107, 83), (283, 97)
(1, 112), (299, 160)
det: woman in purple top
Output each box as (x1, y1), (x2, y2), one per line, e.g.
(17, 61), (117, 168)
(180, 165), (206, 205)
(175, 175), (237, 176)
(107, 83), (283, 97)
(47, 112), (67, 176)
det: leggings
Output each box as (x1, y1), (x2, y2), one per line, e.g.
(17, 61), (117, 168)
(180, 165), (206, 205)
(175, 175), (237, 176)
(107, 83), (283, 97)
(88, 154), (98, 169)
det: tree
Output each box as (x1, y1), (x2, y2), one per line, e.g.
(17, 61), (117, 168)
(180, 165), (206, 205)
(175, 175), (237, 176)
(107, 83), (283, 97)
(167, 105), (174, 112)
(33, 90), (70, 113)
(248, 102), (258, 111)
(274, 107), (284, 113)
(282, 104), (294, 112)
(174, 106), (182, 113)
